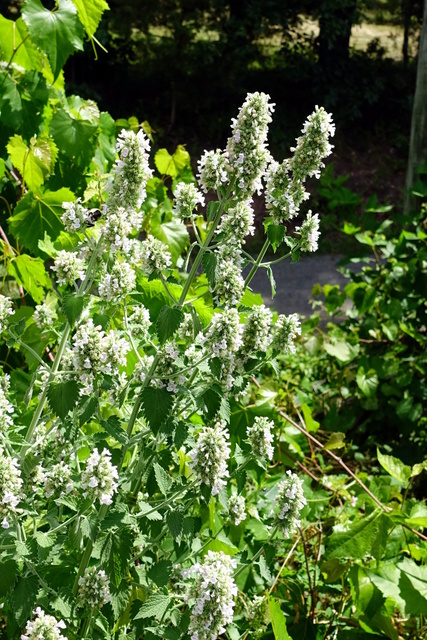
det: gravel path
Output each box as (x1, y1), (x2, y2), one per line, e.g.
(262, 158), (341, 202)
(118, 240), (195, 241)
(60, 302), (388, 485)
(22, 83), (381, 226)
(247, 254), (349, 317)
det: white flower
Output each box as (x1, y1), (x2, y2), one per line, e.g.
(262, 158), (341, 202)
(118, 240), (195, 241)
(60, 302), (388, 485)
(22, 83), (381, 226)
(174, 182), (205, 218)
(272, 313), (301, 354)
(61, 198), (92, 232)
(0, 373), (14, 431)
(81, 448), (118, 506)
(0, 446), (23, 524)
(78, 567), (110, 609)
(189, 420), (231, 495)
(203, 308), (243, 359)
(216, 200), (255, 244)
(247, 416), (274, 463)
(33, 304), (57, 329)
(197, 149), (229, 193)
(52, 251), (85, 286)
(274, 470), (307, 536)
(98, 261), (136, 301)
(21, 607), (67, 640)
(0, 295), (14, 333)
(138, 236), (172, 274)
(240, 304), (272, 356)
(184, 551), (237, 640)
(229, 494), (246, 525)
(296, 211), (320, 252)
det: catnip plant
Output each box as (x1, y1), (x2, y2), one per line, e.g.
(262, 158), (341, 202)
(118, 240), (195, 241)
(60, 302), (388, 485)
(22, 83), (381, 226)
(0, 93), (334, 639)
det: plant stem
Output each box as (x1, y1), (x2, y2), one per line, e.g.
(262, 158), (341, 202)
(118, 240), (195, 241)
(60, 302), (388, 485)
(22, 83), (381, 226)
(244, 238), (270, 289)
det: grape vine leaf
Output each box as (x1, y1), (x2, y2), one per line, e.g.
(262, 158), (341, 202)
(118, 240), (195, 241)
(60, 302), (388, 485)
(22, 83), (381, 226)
(50, 107), (98, 168)
(22, 0), (84, 80)
(0, 16), (42, 71)
(8, 254), (52, 303)
(8, 188), (74, 255)
(70, 0), (109, 38)
(7, 134), (57, 191)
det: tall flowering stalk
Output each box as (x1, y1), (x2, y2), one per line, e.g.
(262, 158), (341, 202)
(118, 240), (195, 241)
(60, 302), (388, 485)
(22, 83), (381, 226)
(0, 94), (335, 638)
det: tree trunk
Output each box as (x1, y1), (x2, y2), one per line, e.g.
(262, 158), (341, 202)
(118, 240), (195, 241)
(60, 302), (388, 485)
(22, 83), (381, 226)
(405, 0), (427, 214)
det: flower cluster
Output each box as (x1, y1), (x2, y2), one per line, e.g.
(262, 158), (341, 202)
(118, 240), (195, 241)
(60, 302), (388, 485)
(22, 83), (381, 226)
(240, 304), (272, 356)
(0, 374), (14, 432)
(247, 595), (270, 638)
(226, 92), (274, 197)
(290, 105), (335, 182)
(0, 294), (14, 333)
(216, 201), (255, 243)
(203, 308), (243, 358)
(274, 470), (307, 536)
(264, 159), (308, 224)
(189, 420), (231, 495)
(174, 182), (205, 219)
(107, 128), (152, 212)
(81, 448), (118, 505)
(101, 207), (142, 254)
(139, 236), (172, 274)
(43, 461), (73, 499)
(61, 199), (92, 232)
(71, 319), (129, 383)
(247, 416), (274, 463)
(21, 608), (67, 640)
(128, 304), (151, 336)
(228, 493), (246, 525)
(183, 551), (237, 640)
(296, 211), (321, 252)
(78, 566), (111, 609)
(52, 251), (85, 286)
(0, 447), (23, 528)
(33, 304), (57, 330)
(272, 313), (301, 354)
(212, 247), (244, 307)
(197, 149), (229, 193)
(98, 261), (136, 301)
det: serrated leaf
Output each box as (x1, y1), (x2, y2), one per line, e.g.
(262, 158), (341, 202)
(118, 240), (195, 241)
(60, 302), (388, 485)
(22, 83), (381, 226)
(356, 367), (379, 398)
(63, 293), (84, 326)
(202, 252), (218, 288)
(0, 16), (42, 71)
(8, 254), (52, 303)
(50, 106), (98, 168)
(141, 387), (174, 434)
(148, 560), (172, 587)
(22, 0), (84, 80)
(7, 134), (53, 191)
(268, 596), (292, 640)
(138, 500), (162, 521)
(267, 224), (286, 252)
(153, 462), (173, 496)
(150, 218), (188, 265)
(167, 509), (183, 540)
(70, 0), (109, 38)
(377, 449), (411, 484)
(9, 188), (75, 256)
(47, 379), (79, 420)
(134, 593), (171, 620)
(266, 265), (276, 298)
(101, 416), (128, 444)
(110, 581), (130, 619)
(327, 510), (392, 561)
(0, 559), (18, 597)
(156, 305), (184, 344)
(99, 528), (133, 588)
(10, 575), (39, 626)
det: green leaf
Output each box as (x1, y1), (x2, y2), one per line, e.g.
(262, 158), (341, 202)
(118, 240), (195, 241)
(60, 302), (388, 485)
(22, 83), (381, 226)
(167, 509), (183, 540)
(47, 379), (79, 420)
(324, 432), (346, 450)
(101, 416), (128, 445)
(156, 305), (184, 344)
(268, 597), (292, 640)
(266, 265), (276, 298)
(153, 462), (173, 496)
(63, 293), (84, 326)
(365, 564), (406, 614)
(148, 560), (172, 587)
(150, 218), (188, 265)
(70, 0), (109, 38)
(377, 448), (411, 484)
(50, 106), (98, 168)
(207, 201), (220, 222)
(202, 252), (218, 288)
(8, 254), (52, 303)
(9, 188), (75, 256)
(300, 404), (319, 433)
(22, 0), (84, 80)
(0, 559), (18, 597)
(397, 558), (427, 615)
(320, 558), (349, 583)
(154, 145), (190, 177)
(141, 387), (174, 434)
(326, 510), (392, 561)
(356, 367), (379, 398)
(99, 528), (133, 588)
(267, 224), (286, 252)
(7, 134), (57, 191)
(10, 575), (39, 626)
(134, 593), (171, 620)
(0, 16), (42, 71)
(324, 340), (359, 364)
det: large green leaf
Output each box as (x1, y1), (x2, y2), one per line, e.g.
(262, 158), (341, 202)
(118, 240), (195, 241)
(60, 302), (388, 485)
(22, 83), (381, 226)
(397, 558), (427, 615)
(7, 134), (57, 191)
(268, 597), (292, 640)
(8, 254), (52, 303)
(9, 575), (39, 626)
(377, 448), (411, 484)
(154, 145), (191, 178)
(22, 0), (84, 80)
(70, 0), (109, 38)
(150, 218), (188, 265)
(0, 16), (42, 70)
(8, 188), (74, 255)
(140, 387), (174, 434)
(134, 593), (171, 620)
(50, 107), (98, 168)
(324, 340), (360, 364)
(366, 564), (406, 614)
(326, 510), (392, 561)
(47, 379), (80, 420)
(356, 367), (379, 398)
